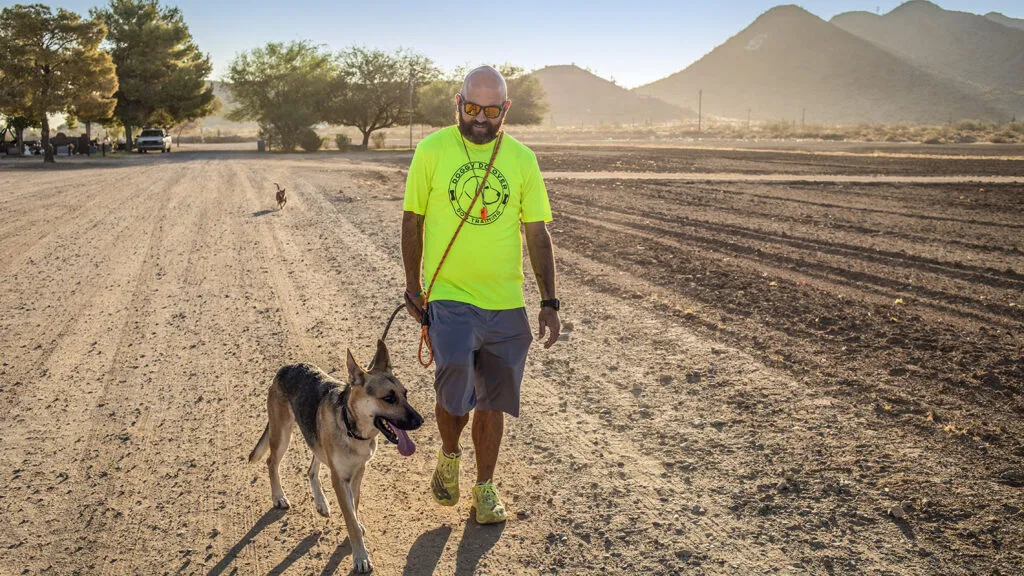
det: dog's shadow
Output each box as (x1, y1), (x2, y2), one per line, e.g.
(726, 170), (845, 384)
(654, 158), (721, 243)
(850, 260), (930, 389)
(401, 519), (505, 576)
(207, 507), (287, 576)
(205, 507), (352, 576)
(252, 209), (276, 217)
(207, 509), (504, 576)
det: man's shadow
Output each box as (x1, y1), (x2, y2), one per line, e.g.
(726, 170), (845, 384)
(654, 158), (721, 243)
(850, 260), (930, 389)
(401, 519), (505, 576)
(207, 507), (287, 576)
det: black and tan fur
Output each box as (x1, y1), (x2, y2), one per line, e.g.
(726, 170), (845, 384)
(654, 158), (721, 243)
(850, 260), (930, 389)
(274, 182), (287, 210)
(249, 340), (422, 574)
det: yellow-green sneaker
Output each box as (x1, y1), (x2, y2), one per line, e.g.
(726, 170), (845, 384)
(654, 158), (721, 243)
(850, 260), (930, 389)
(471, 481), (507, 524)
(431, 449), (460, 506)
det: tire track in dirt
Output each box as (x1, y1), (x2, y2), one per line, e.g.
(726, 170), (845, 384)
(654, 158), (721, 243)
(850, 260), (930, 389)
(0, 165), (182, 415)
(0, 164), (185, 573)
(550, 180), (1023, 327)
(102, 159), (253, 574)
(0, 166), (162, 273)
(628, 181), (1024, 258)
(551, 210), (1022, 408)
(575, 188), (1024, 292)
(80, 165), (184, 574)
(555, 202), (1023, 330)
(586, 179), (1024, 260)
(548, 247), (1023, 574)
(0, 166), (180, 396)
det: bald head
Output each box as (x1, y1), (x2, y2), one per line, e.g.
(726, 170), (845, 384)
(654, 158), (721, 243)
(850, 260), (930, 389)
(461, 66), (507, 103)
(456, 66), (510, 144)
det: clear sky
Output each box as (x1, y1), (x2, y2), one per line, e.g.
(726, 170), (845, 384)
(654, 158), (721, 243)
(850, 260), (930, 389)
(6, 0), (1023, 88)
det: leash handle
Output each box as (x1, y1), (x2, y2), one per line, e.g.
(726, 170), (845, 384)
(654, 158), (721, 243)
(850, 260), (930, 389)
(418, 132), (504, 368)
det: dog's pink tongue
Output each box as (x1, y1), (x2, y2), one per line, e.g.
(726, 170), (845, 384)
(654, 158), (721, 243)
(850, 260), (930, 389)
(395, 428), (415, 456)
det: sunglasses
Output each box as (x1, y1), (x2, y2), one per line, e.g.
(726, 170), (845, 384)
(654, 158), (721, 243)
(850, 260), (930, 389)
(460, 96), (506, 119)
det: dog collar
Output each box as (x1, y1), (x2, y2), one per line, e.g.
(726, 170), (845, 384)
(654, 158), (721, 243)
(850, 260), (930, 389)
(341, 388), (369, 441)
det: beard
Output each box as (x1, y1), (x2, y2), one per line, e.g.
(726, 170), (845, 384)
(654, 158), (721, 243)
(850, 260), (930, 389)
(457, 107), (503, 145)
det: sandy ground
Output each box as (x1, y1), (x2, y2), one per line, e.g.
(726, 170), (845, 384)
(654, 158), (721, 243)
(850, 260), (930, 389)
(0, 146), (1021, 575)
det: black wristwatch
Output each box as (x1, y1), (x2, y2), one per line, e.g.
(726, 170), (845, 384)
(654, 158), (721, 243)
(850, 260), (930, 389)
(540, 298), (560, 311)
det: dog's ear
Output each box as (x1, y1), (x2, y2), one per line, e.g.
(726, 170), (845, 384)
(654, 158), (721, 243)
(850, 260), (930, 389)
(347, 349), (366, 386)
(369, 339), (391, 372)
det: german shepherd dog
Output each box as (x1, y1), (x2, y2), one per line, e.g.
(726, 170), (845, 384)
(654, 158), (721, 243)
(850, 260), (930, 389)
(249, 340), (423, 573)
(274, 182), (287, 210)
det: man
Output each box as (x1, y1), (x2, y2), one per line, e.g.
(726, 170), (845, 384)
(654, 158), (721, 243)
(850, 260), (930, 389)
(402, 66), (560, 524)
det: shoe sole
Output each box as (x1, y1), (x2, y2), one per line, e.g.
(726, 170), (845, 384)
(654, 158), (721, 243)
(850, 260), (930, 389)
(431, 471), (459, 506)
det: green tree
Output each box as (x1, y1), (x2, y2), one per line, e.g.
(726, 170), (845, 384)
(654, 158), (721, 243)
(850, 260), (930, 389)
(326, 47), (437, 149)
(226, 41), (337, 152)
(92, 0), (215, 149)
(2, 116), (41, 155)
(416, 64), (547, 128)
(416, 77), (459, 128)
(0, 4), (117, 162)
(501, 65), (548, 125)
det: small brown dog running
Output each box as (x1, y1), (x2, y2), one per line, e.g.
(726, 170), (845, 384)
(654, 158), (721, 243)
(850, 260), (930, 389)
(275, 183), (287, 210)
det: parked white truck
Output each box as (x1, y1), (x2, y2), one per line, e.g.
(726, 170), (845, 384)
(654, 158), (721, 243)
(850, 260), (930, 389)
(135, 128), (172, 153)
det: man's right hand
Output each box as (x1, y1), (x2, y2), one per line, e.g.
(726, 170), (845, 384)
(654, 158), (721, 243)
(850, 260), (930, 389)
(404, 290), (425, 324)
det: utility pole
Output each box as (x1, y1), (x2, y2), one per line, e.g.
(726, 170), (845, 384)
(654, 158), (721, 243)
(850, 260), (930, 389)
(698, 89), (703, 133)
(405, 69), (409, 147)
(801, 108), (806, 127)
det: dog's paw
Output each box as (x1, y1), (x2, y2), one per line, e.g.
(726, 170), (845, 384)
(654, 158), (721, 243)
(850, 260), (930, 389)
(315, 499), (331, 517)
(352, 550), (373, 573)
(272, 494), (291, 509)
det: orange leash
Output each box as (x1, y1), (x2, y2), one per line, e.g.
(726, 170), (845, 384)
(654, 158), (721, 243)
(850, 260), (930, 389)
(418, 132), (504, 367)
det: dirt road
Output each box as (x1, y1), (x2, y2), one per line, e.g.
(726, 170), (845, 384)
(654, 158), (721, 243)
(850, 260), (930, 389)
(0, 147), (1021, 575)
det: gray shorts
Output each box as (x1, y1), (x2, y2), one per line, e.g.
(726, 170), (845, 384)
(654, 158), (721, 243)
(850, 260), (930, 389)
(428, 300), (532, 417)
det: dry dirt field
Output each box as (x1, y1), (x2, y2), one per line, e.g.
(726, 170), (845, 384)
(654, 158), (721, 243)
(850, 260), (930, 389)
(0, 143), (1021, 575)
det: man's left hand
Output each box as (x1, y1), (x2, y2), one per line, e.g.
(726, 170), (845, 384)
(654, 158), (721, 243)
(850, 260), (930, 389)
(537, 307), (561, 349)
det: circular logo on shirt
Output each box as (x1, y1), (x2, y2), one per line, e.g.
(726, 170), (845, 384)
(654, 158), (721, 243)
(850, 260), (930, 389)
(448, 162), (510, 225)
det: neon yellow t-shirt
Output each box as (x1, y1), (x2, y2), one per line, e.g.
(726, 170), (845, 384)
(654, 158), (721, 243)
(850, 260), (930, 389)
(403, 126), (552, 310)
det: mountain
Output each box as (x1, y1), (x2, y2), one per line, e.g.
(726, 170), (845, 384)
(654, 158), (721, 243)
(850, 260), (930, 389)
(530, 65), (693, 126)
(986, 12), (1024, 31)
(832, 0), (1024, 113)
(635, 5), (1000, 124)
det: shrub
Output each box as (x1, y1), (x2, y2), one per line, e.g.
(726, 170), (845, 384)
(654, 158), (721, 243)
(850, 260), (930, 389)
(760, 119), (792, 137)
(334, 133), (351, 151)
(987, 131), (1016, 144)
(371, 131), (387, 149)
(299, 128), (324, 152)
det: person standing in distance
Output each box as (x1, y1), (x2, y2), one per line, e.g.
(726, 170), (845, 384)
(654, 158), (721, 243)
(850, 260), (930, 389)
(402, 65), (560, 524)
